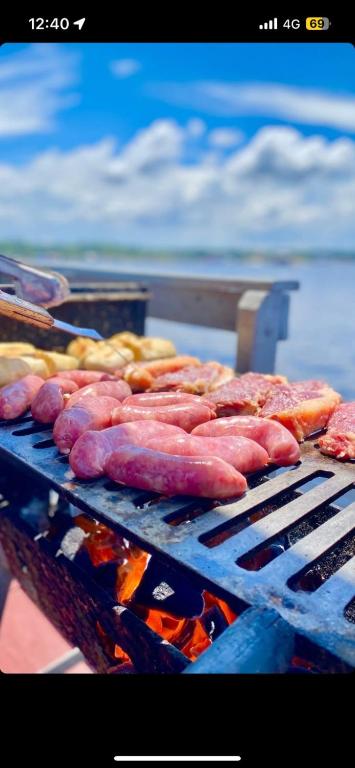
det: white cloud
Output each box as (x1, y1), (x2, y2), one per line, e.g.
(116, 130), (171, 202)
(0, 121), (354, 248)
(110, 59), (141, 79)
(151, 81), (355, 133)
(0, 44), (79, 137)
(208, 128), (243, 148)
(186, 118), (206, 137)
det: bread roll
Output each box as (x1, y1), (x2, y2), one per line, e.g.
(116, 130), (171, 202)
(0, 356), (49, 386)
(66, 337), (97, 361)
(34, 351), (78, 374)
(137, 337), (176, 361)
(82, 342), (134, 372)
(0, 342), (36, 357)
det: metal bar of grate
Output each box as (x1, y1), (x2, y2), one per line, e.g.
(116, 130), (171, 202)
(0, 416), (354, 665)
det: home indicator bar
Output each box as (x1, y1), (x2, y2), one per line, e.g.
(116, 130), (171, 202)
(114, 758), (242, 763)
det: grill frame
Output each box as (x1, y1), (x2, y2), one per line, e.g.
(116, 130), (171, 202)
(0, 414), (354, 668)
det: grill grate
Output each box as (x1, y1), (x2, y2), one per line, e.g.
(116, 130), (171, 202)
(0, 415), (354, 665)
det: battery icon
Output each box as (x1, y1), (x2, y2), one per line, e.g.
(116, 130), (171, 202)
(306, 17), (330, 30)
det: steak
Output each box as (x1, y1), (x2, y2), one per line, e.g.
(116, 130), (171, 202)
(260, 380), (342, 441)
(204, 372), (287, 416)
(318, 402), (355, 460)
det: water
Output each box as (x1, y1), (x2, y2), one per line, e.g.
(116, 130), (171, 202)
(36, 253), (355, 401)
(145, 259), (354, 401)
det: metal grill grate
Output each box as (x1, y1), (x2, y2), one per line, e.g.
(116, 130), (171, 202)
(0, 415), (354, 665)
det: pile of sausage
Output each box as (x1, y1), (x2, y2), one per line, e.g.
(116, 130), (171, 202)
(0, 371), (301, 500)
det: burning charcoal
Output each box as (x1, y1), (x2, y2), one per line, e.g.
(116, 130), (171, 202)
(94, 561), (119, 594)
(200, 605), (228, 641)
(72, 546), (96, 574)
(58, 526), (87, 561)
(46, 513), (80, 549)
(133, 556), (204, 619)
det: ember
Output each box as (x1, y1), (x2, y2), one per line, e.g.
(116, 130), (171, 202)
(74, 514), (238, 662)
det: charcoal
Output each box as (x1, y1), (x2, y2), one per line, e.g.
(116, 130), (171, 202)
(133, 556), (204, 618)
(200, 605), (228, 640)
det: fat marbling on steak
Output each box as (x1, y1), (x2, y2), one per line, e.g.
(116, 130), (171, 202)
(318, 402), (355, 460)
(203, 372), (287, 416)
(260, 380), (342, 441)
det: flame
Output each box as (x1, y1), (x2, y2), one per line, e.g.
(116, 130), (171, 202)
(180, 619), (212, 661)
(77, 514), (237, 663)
(117, 548), (150, 603)
(75, 514), (123, 566)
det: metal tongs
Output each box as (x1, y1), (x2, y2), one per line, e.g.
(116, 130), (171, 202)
(0, 254), (103, 340)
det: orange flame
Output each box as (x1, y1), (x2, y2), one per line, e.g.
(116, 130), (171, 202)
(77, 515), (237, 662)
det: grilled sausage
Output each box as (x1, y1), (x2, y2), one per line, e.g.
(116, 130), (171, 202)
(145, 434), (269, 474)
(65, 379), (131, 408)
(31, 377), (78, 424)
(192, 415), (301, 466)
(122, 391), (216, 411)
(0, 374), (45, 419)
(53, 396), (119, 453)
(105, 445), (247, 499)
(54, 370), (114, 387)
(69, 421), (186, 479)
(112, 402), (216, 432)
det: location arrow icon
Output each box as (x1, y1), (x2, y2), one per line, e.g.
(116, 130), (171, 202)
(73, 18), (86, 30)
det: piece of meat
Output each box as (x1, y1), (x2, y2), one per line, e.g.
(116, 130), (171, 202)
(70, 421), (186, 479)
(123, 355), (201, 391)
(112, 401), (216, 432)
(65, 379), (131, 408)
(260, 380), (342, 441)
(105, 445), (247, 499)
(318, 403), (355, 460)
(31, 377), (78, 424)
(53, 396), (118, 453)
(192, 415), (301, 466)
(145, 434), (269, 474)
(122, 391), (216, 412)
(150, 362), (234, 394)
(204, 373), (287, 416)
(0, 374), (45, 419)
(54, 370), (114, 386)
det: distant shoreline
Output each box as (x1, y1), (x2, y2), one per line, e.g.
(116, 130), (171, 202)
(0, 242), (354, 264)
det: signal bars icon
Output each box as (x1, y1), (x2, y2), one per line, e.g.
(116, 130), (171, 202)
(259, 18), (278, 30)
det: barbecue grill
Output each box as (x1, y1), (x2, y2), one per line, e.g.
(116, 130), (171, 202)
(0, 411), (354, 673)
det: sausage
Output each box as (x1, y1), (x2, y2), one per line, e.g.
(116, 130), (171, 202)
(111, 402), (216, 432)
(54, 370), (114, 387)
(122, 391), (216, 412)
(0, 374), (45, 419)
(31, 377), (79, 424)
(105, 445), (247, 499)
(65, 379), (131, 409)
(145, 434), (269, 474)
(123, 355), (200, 391)
(69, 421), (186, 479)
(192, 415), (301, 466)
(53, 396), (119, 453)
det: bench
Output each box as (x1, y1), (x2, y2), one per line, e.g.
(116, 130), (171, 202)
(59, 267), (299, 372)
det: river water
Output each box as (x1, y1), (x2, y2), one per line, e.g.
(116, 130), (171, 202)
(144, 259), (353, 401)
(37, 254), (355, 400)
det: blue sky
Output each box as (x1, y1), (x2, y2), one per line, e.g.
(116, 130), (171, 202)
(0, 42), (354, 248)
